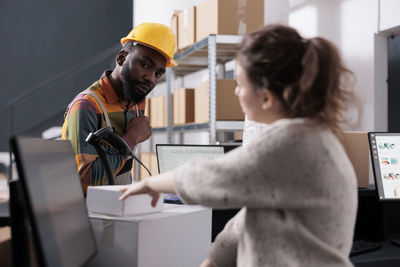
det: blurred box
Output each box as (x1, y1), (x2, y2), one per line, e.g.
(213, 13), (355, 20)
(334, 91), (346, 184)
(139, 152), (158, 180)
(342, 131), (370, 188)
(173, 88), (194, 125)
(196, 0), (264, 41)
(234, 130), (243, 141)
(87, 204), (212, 267)
(178, 6), (196, 50)
(144, 98), (150, 117)
(150, 95), (167, 128)
(86, 185), (163, 216)
(170, 11), (179, 53)
(195, 79), (244, 123)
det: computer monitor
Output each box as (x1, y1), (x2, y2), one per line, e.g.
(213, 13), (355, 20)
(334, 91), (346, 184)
(156, 144), (225, 203)
(156, 144), (225, 174)
(368, 132), (400, 201)
(10, 136), (96, 267)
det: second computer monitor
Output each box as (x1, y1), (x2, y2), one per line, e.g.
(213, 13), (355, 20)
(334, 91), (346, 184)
(369, 132), (400, 201)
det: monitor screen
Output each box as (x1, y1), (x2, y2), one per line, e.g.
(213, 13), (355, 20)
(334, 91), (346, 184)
(11, 136), (96, 267)
(369, 132), (400, 201)
(156, 144), (225, 174)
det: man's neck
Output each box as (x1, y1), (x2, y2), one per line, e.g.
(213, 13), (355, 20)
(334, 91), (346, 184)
(108, 70), (124, 100)
(106, 69), (138, 110)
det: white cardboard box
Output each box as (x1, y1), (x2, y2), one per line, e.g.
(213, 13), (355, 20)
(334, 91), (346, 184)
(87, 204), (212, 267)
(86, 185), (163, 216)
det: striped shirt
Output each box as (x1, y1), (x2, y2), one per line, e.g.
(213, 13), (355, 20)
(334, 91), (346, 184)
(61, 71), (145, 193)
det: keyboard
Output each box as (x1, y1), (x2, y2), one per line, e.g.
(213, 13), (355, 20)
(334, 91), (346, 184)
(350, 240), (381, 257)
(163, 193), (183, 204)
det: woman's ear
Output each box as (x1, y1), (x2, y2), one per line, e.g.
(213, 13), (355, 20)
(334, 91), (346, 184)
(261, 89), (273, 110)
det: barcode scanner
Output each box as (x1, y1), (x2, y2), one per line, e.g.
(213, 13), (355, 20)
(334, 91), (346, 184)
(86, 126), (152, 185)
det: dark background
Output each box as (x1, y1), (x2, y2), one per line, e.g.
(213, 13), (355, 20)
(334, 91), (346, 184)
(0, 0), (132, 151)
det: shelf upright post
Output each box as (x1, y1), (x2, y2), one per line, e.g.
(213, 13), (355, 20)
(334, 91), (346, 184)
(208, 35), (217, 144)
(166, 67), (174, 144)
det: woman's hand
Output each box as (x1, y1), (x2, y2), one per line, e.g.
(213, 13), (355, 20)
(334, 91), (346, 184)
(119, 180), (160, 207)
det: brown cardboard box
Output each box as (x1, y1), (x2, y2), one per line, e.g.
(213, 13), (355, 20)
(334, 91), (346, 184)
(170, 11), (179, 53)
(195, 79), (244, 123)
(150, 95), (167, 128)
(178, 6), (196, 50)
(139, 152), (158, 180)
(144, 98), (150, 117)
(342, 131), (370, 188)
(234, 130), (243, 141)
(173, 88), (194, 125)
(196, 0), (264, 41)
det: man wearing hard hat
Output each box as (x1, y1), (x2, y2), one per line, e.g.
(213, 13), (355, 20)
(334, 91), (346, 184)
(62, 23), (177, 194)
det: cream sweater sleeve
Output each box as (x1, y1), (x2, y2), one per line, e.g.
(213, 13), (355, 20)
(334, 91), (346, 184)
(174, 119), (348, 210)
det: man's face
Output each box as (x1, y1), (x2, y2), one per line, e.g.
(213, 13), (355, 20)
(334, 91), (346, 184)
(120, 44), (167, 104)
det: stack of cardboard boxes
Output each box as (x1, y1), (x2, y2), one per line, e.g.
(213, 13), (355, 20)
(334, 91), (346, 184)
(173, 88), (195, 125)
(146, 79), (245, 129)
(171, 0), (264, 50)
(194, 79), (244, 123)
(149, 95), (167, 128)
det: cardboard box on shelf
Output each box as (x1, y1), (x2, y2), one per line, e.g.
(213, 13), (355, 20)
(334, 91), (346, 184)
(144, 98), (150, 117)
(173, 88), (194, 125)
(150, 95), (167, 128)
(178, 6), (196, 50)
(234, 130), (243, 141)
(342, 131), (370, 188)
(139, 152), (158, 180)
(87, 204), (212, 267)
(86, 185), (163, 217)
(196, 0), (264, 41)
(195, 79), (244, 123)
(170, 11), (179, 53)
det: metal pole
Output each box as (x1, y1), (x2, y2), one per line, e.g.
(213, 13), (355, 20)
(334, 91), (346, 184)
(208, 35), (217, 144)
(166, 68), (174, 144)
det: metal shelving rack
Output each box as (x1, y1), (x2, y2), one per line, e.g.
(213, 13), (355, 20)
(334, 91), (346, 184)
(135, 35), (244, 180)
(158, 34), (245, 144)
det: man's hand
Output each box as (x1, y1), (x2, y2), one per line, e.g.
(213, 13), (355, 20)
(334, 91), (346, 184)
(123, 115), (151, 147)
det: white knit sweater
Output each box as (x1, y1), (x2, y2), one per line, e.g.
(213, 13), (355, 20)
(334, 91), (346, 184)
(174, 118), (357, 267)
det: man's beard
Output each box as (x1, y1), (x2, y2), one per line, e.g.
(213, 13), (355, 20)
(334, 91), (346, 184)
(121, 65), (150, 104)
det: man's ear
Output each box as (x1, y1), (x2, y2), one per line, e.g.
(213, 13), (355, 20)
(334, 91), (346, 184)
(116, 50), (128, 66)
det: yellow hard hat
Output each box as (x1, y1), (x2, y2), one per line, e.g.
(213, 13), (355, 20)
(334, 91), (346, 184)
(121, 23), (178, 68)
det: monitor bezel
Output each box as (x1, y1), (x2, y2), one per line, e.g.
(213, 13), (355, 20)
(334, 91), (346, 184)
(10, 136), (97, 267)
(368, 132), (400, 202)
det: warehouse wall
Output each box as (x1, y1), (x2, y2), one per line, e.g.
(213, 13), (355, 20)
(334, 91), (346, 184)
(0, 0), (132, 153)
(134, 0), (400, 134)
(379, 0), (400, 31)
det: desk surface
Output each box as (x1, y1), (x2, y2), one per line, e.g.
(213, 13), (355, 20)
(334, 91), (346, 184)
(351, 240), (400, 267)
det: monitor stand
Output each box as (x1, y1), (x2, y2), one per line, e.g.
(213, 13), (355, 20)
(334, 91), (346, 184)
(355, 186), (400, 242)
(381, 201), (400, 241)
